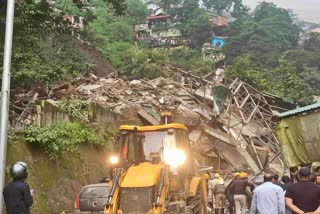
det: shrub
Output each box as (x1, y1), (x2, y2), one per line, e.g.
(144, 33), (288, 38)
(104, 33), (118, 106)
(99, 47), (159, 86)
(26, 122), (104, 159)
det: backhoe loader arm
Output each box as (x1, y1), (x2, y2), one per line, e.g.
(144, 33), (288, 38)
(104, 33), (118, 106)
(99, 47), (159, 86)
(105, 168), (122, 214)
(152, 167), (168, 214)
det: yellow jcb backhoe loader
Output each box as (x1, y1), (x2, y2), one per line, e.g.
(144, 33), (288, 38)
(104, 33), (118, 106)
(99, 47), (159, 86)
(104, 114), (208, 214)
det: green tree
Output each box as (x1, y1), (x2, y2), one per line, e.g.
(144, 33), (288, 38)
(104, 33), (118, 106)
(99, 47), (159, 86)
(227, 56), (314, 104)
(126, 0), (149, 21)
(303, 32), (320, 51)
(171, 0), (199, 24)
(0, 0), (87, 88)
(108, 21), (133, 43)
(203, 0), (237, 15)
(99, 42), (132, 68)
(159, 0), (180, 12)
(184, 8), (212, 47)
(253, 2), (289, 22)
(224, 2), (300, 67)
(164, 0), (212, 47)
(231, 0), (250, 21)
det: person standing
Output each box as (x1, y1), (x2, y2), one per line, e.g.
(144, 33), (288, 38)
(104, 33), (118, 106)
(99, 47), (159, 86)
(272, 174), (285, 190)
(3, 161), (33, 214)
(249, 174), (285, 214)
(281, 175), (293, 214)
(285, 167), (320, 214)
(225, 172), (240, 214)
(229, 172), (255, 214)
(281, 175), (293, 191)
(209, 173), (224, 190)
(209, 173), (224, 209)
(213, 179), (226, 214)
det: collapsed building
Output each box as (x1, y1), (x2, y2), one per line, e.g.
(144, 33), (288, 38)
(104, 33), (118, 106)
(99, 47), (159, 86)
(9, 63), (297, 176)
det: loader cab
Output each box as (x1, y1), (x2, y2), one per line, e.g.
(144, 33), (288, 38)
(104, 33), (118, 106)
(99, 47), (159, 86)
(105, 123), (208, 214)
(112, 123), (191, 169)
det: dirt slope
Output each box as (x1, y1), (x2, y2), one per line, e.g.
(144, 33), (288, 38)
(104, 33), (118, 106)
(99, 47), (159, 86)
(77, 41), (117, 77)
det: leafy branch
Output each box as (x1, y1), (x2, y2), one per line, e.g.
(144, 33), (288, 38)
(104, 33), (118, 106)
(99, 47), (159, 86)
(26, 122), (104, 159)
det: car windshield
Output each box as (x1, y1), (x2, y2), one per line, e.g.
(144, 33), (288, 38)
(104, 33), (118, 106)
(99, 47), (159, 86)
(80, 186), (108, 199)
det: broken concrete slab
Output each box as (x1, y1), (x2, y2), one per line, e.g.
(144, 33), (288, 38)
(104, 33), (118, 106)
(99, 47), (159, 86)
(202, 124), (234, 146)
(172, 116), (200, 127)
(193, 108), (212, 120)
(189, 129), (203, 143)
(138, 108), (160, 125)
(194, 88), (214, 102)
(215, 68), (225, 83)
(129, 80), (142, 87)
(77, 84), (103, 95)
(228, 128), (261, 173)
(100, 78), (116, 84)
(114, 104), (128, 114)
(202, 124), (261, 173)
(148, 77), (168, 87)
(96, 96), (109, 102)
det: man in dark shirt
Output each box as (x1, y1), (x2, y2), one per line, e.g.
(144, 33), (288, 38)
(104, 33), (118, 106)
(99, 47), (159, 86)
(229, 172), (255, 214)
(281, 175), (293, 191)
(225, 172), (240, 214)
(285, 167), (320, 214)
(3, 161), (33, 214)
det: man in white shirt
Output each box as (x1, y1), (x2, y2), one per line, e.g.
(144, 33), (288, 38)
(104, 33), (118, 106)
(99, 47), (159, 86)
(249, 174), (285, 214)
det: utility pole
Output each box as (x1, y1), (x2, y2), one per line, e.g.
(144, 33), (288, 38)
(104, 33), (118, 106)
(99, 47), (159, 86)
(0, 0), (15, 212)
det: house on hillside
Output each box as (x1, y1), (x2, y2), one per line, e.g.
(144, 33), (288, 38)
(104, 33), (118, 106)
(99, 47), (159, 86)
(140, 0), (162, 14)
(63, 15), (84, 30)
(211, 15), (229, 28)
(200, 14), (229, 64)
(62, 15), (85, 40)
(135, 15), (182, 46)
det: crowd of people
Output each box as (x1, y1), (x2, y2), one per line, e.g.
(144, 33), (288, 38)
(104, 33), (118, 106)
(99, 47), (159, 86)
(2, 161), (320, 214)
(208, 168), (320, 214)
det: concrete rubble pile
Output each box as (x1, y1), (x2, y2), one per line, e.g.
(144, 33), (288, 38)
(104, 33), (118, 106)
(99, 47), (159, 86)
(46, 69), (286, 175)
(10, 65), (290, 176)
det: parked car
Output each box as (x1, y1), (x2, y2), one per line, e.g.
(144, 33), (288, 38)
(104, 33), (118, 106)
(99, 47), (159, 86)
(74, 182), (109, 214)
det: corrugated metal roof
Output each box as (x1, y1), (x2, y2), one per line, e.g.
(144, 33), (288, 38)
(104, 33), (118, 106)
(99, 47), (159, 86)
(275, 102), (320, 118)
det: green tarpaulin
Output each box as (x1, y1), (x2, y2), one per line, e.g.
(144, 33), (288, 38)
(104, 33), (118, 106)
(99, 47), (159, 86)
(276, 111), (320, 167)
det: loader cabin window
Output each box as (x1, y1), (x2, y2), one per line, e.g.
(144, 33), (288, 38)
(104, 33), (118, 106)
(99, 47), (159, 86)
(118, 128), (189, 165)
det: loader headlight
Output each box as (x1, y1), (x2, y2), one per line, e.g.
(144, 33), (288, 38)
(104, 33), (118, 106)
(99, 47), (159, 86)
(163, 149), (186, 168)
(110, 155), (119, 165)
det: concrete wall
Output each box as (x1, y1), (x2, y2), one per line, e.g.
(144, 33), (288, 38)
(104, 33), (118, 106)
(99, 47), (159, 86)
(35, 100), (82, 127)
(34, 100), (127, 129)
(88, 102), (121, 128)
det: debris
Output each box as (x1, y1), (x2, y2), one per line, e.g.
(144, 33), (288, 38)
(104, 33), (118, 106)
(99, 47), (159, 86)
(100, 78), (115, 84)
(97, 96), (109, 102)
(77, 84), (103, 95)
(138, 108), (160, 125)
(129, 80), (142, 87)
(189, 130), (203, 143)
(148, 77), (168, 87)
(9, 62), (295, 175)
